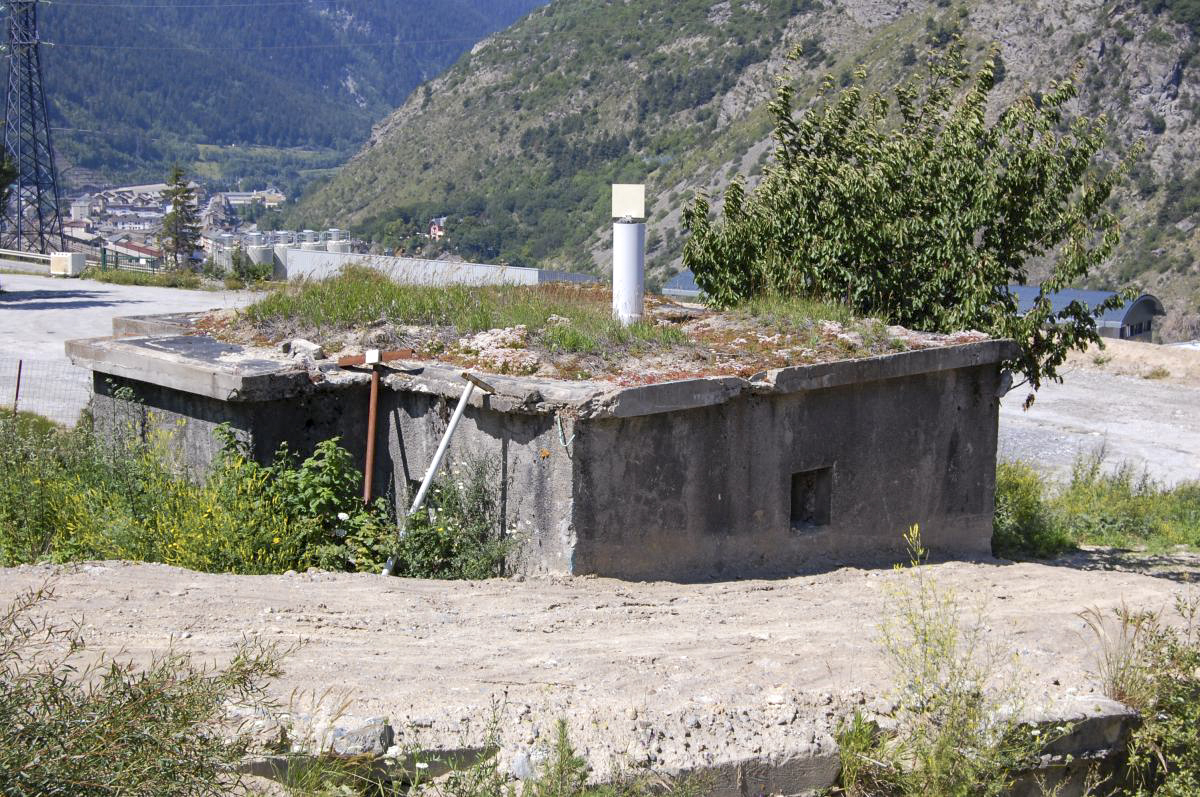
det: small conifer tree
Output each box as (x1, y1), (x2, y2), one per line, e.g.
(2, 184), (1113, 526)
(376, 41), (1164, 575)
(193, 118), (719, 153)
(158, 165), (201, 270)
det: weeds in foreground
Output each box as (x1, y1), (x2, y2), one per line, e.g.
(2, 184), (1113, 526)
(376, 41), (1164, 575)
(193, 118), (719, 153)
(994, 450), (1200, 558)
(401, 718), (709, 797)
(0, 586), (285, 797)
(0, 411), (508, 578)
(836, 526), (1059, 797)
(82, 265), (202, 289)
(2, 586), (711, 797)
(1085, 596), (1200, 797)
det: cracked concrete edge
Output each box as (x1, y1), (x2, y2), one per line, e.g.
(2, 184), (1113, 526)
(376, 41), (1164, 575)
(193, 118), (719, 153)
(384, 340), (1015, 420)
(112, 313), (202, 338)
(756, 339), (1021, 395)
(615, 699), (1135, 797)
(238, 698), (1136, 797)
(69, 321), (1014, 418)
(65, 336), (312, 402)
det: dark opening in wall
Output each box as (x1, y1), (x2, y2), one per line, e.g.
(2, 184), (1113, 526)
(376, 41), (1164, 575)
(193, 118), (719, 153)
(791, 467), (832, 529)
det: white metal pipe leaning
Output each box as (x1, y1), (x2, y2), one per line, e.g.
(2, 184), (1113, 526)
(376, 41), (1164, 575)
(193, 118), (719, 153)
(382, 372), (494, 576)
(612, 220), (645, 325)
(408, 380), (475, 517)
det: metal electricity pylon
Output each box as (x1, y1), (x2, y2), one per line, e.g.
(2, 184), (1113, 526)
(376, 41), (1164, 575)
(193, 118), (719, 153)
(1, 0), (64, 253)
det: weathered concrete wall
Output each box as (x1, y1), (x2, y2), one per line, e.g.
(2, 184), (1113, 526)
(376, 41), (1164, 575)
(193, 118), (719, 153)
(88, 366), (577, 574)
(91, 373), (369, 478)
(283, 250), (541, 285)
(70, 329), (1014, 580)
(571, 363), (1000, 581)
(377, 392), (577, 573)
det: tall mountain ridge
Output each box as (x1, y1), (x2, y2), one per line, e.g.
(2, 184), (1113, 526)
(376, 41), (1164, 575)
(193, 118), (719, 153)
(40, 0), (544, 189)
(294, 0), (1200, 342)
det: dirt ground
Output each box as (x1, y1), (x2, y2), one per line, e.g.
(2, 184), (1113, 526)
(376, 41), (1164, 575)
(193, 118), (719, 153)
(3, 555), (1196, 783)
(998, 339), (1200, 485)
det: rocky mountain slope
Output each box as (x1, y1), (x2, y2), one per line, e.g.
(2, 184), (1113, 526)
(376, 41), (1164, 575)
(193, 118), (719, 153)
(293, 0), (1200, 342)
(40, 0), (544, 189)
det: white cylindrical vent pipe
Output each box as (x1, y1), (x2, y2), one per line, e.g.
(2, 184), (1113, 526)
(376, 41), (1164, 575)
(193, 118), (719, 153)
(612, 221), (645, 325)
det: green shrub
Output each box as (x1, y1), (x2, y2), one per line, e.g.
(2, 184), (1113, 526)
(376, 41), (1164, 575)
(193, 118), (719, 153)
(231, 245), (273, 283)
(1086, 597), (1200, 797)
(0, 414), (392, 574)
(682, 39), (1136, 403)
(1055, 453), (1200, 550)
(992, 462), (1073, 559)
(391, 456), (512, 579)
(0, 586), (283, 797)
(836, 527), (1056, 796)
(0, 411), (518, 578)
(993, 454), (1200, 556)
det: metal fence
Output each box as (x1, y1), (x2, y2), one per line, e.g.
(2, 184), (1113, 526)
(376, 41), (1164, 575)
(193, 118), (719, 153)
(0, 357), (92, 426)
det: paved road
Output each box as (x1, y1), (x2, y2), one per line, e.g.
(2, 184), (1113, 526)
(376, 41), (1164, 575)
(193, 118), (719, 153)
(998, 369), (1200, 486)
(0, 272), (258, 423)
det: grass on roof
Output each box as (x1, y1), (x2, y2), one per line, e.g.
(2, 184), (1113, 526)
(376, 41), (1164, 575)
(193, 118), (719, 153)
(243, 265), (686, 353)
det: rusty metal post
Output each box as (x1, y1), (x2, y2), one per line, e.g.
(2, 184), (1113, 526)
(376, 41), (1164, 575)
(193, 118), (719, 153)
(12, 359), (22, 415)
(363, 364), (380, 503)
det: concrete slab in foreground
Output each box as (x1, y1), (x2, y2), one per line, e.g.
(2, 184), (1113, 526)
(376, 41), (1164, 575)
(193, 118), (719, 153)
(4, 557), (1191, 794)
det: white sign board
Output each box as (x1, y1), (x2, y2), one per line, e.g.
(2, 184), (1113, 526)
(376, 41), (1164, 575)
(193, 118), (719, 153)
(612, 184), (645, 220)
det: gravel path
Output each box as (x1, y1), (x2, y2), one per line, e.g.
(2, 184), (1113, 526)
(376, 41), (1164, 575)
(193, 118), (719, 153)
(998, 369), (1200, 486)
(998, 341), (1200, 486)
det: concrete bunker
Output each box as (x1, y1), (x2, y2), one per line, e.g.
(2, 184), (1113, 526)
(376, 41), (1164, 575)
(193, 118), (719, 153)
(68, 319), (1016, 581)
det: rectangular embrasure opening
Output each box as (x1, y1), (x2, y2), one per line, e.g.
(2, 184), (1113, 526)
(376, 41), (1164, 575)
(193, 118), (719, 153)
(791, 467), (832, 529)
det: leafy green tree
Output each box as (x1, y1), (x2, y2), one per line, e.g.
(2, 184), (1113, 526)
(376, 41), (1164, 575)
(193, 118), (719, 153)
(158, 165), (201, 270)
(682, 40), (1139, 405)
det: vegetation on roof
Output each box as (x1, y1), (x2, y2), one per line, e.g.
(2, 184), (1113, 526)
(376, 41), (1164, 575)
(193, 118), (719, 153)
(225, 266), (985, 383)
(239, 265), (684, 356)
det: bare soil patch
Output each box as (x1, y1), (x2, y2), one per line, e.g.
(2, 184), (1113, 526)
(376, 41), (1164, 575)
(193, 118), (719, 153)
(1066, 337), (1200, 386)
(998, 343), (1200, 486)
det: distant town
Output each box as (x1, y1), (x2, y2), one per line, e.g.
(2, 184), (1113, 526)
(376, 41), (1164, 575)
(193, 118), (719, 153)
(57, 183), (448, 269)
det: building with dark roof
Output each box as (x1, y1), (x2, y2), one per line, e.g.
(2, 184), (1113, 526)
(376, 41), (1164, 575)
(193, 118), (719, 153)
(661, 271), (1165, 342)
(1008, 285), (1165, 342)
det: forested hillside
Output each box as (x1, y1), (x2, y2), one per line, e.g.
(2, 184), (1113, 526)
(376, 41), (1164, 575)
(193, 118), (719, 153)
(293, 0), (1200, 342)
(39, 0), (544, 189)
